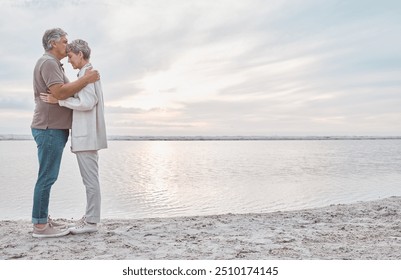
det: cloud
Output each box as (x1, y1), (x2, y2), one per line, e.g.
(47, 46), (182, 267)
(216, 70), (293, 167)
(1, 0), (401, 135)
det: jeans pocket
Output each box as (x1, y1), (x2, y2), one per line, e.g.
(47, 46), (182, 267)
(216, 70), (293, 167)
(31, 128), (46, 147)
(32, 128), (44, 139)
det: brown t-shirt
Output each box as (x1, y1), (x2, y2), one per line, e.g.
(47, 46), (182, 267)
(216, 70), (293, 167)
(31, 53), (72, 129)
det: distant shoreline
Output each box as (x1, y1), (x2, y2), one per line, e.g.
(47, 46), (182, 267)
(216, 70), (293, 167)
(2, 135), (401, 141)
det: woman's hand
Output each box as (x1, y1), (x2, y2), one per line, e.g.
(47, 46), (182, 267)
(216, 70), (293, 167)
(40, 93), (59, 104)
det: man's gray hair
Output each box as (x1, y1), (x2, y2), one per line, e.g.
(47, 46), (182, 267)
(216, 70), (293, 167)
(66, 39), (91, 60)
(42, 28), (68, 51)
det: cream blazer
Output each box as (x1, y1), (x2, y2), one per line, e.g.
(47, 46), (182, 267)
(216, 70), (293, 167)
(59, 63), (107, 152)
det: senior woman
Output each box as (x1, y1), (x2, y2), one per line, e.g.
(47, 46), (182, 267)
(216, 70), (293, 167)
(41, 39), (107, 234)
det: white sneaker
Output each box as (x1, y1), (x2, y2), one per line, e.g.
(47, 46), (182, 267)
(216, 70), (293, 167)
(70, 217), (98, 234)
(67, 216), (86, 228)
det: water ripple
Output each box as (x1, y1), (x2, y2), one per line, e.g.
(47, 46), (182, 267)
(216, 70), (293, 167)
(1, 140), (401, 220)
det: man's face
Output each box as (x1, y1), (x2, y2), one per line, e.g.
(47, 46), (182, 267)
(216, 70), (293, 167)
(53, 36), (68, 59)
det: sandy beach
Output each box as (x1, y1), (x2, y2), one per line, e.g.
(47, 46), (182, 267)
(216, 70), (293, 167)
(1, 196), (400, 260)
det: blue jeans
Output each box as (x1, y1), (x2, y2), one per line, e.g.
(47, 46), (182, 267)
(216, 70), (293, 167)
(31, 128), (69, 224)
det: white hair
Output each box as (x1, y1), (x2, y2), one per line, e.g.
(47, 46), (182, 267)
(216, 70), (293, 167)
(42, 28), (68, 51)
(66, 39), (91, 60)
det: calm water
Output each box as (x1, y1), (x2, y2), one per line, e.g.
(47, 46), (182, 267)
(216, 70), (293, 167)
(1, 139), (401, 220)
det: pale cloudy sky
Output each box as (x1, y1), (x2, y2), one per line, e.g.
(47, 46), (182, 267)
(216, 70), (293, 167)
(0, 0), (400, 136)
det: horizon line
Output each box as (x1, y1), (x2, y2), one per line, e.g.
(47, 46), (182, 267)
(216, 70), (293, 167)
(2, 134), (401, 141)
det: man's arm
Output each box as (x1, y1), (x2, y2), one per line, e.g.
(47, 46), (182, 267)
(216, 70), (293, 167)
(59, 84), (98, 111)
(49, 68), (99, 100)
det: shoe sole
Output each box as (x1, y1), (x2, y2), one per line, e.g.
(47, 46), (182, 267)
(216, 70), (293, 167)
(50, 223), (67, 228)
(70, 229), (98, 235)
(32, 229), (70, 238)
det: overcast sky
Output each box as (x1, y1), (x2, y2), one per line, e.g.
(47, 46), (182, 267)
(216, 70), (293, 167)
(0, 0), (400, 136)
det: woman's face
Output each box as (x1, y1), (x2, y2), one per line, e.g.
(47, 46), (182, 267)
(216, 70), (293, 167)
(67, 51), (83, 69)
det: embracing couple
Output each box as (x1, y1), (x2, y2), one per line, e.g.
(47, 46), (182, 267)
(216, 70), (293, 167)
(30, 28), (107, 238)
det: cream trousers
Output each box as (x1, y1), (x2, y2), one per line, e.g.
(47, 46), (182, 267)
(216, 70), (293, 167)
(76, 151), (101, 223)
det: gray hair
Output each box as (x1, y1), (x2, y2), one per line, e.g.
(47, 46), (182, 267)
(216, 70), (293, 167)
(66, 39), (91, 60)
(42, 28), (68, 51)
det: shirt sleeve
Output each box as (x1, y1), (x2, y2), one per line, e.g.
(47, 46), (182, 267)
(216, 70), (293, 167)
(58, 83), (98, 111)
(40, 59), (67, 87)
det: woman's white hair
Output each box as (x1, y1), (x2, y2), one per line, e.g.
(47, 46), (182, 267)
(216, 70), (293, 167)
(66, 39), (91, 60)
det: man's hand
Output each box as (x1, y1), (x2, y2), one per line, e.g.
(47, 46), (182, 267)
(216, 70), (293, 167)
(84, 68), (100, 83)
